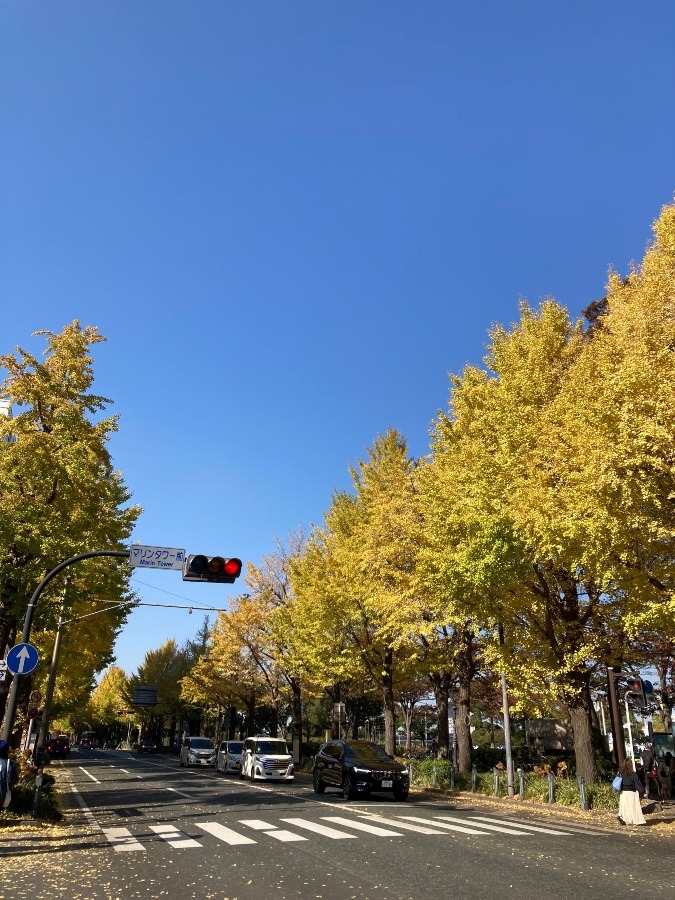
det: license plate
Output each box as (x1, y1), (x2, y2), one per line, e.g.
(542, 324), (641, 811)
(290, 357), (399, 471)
(382, 779), (393, 788)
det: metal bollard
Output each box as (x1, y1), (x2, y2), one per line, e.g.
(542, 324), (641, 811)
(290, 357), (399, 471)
(432, 763), (437, 788)
(547, 771), (555, 803)
(578, 776), (588, 811)
(517, 767), (525, 800)
(471, 765), (477, 792)
(494, 768), (500, 796)
(450, 764), (456, 789)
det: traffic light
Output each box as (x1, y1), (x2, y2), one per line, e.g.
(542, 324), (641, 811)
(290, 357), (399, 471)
(182, 555), (242, 584)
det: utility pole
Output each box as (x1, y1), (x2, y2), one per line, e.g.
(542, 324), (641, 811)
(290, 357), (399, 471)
(607, 666), (626, 769)
(498, 625), (515, 797)
(35, 578), (71, 753)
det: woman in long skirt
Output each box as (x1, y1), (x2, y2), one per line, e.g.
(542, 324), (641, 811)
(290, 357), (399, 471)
(617, 758), (646, 826)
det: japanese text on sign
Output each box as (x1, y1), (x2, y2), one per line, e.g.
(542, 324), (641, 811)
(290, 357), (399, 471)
(129, 545), (186, 570)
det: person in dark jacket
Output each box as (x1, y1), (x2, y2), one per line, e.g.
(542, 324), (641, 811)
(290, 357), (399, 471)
(617, 758), (646, 826)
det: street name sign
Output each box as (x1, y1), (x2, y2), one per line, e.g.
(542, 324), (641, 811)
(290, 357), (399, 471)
(6, 642), (39, 675)
(129, 544), (186, 570)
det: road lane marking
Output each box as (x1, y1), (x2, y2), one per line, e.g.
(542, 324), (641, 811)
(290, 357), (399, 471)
(357, 814), (447, 835)
(469, 816), (572, 835)
(322, 816), (403, 837)
(434, 815), (530, 835)
(102, 827), (145, 851)
(195, 822), (257, 845)
(397, 816), (490, 835)
(238, 819), (308, 842)
(280, 818), (357, 839)
(69, 784), (101, 830)
(78, 767), (100, 783)
(149, 825), (203, 848)
(167, 787), (192, 799)
(266, 830), (308, 842)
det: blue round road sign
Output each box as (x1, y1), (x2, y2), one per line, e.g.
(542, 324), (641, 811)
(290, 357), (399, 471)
(6, 642), (39, 676)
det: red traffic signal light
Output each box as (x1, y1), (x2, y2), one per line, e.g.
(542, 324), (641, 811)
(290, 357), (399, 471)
(182, 555), (242, 584)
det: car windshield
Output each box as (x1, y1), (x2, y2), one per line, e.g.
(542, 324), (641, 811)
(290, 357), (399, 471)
(255, 740), (289, 755)
(343, 741), (393, 762)
(190, 738), (214, 750)
(227, 742), (243, 753)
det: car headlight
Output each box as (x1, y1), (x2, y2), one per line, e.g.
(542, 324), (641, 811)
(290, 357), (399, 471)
(353, 767), (370, 774)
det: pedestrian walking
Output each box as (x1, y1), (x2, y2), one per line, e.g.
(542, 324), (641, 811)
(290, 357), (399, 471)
(617, 758), (646, 826)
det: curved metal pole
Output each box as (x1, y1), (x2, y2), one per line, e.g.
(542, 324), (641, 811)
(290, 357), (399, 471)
(1, 550), (130, 743)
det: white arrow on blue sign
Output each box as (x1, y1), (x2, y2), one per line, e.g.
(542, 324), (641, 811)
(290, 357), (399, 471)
(6, 642), (39, 676)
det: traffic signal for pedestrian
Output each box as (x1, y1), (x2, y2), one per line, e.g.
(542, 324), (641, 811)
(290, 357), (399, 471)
(182, 555), (242, 584)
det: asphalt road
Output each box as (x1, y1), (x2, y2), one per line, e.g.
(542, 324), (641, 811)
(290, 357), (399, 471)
(1, 746), (674, 900)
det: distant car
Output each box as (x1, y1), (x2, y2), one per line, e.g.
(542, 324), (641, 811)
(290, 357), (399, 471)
(216, 740), (244, 774)
(46, 736), (70, 759)
(77, 738), (92, 751)
(138, 738), (157, 754)
(179, 736), (216, 767)
(312, 739), (409, 801)
(240, 736), (294, 782)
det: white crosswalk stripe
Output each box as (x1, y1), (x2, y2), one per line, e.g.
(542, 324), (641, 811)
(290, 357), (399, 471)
(469, 816), (572, 835)
(322, 816), (403, 836)
(238, 819), (308, 842)
(280, 817), (357, 839)
(195, 821), (257, 845)
(149, 824), (203, 848)
(357, 814), (447, 835)
(397, 815), (490, 835)
(102, 827), (145, 851)
(434, 815), (531, 835)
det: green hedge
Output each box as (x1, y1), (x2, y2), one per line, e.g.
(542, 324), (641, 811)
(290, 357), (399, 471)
(408, 759), (619, 811)
(0, 772), (63, 821)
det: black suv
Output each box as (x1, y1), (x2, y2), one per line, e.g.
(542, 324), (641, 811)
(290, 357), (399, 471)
(46, 736), (71, 759)
(313, 739), (409, 801)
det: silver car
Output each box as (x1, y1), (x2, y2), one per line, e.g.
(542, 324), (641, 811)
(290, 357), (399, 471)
(216, 739), (244, 774)
(179, 735), (216, 767)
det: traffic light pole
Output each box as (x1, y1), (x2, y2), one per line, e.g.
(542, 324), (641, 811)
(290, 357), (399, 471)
(0, 550), (131, 745)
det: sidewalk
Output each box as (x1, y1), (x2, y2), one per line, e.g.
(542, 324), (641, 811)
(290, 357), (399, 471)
(411, 784), (675, 832)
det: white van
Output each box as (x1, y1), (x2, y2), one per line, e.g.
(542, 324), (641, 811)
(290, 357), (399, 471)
(240, 736), (294, 782)
(179, 736), (216, 767)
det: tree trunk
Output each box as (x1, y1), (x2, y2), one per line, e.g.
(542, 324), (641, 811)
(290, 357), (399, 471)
(429, 672), (450, 760)
(290, 679), (303, 735)
(568, 681), (598, 783)
(455, 629), (476, 773)
(456, 680), (472, 773)
(382, 646), (396, 756)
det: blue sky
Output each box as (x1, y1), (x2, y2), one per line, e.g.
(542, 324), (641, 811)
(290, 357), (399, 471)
(2, 2), (674, 675)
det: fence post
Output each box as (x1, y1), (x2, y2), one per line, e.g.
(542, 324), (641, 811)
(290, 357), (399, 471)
(517, 767), (524, 800)
(409, 761), (414, 785)
(578, 776), (588, 811)
(493, 768), (500, 796)
(547, 771), (555, 804)
(432, 764), (437, 788)
(471, 765), (477, 792)
(450, 764), (456, 789)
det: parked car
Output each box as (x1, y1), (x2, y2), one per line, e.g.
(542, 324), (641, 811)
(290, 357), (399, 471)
(46, 736), (70, 759)
(312, 739), (409, 801)
(138, 738), (157, 754)
(216, 740), (244, 774)
(240, 736), (294, 782)
(179, 736), (216, 767)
